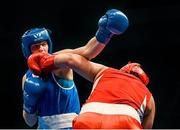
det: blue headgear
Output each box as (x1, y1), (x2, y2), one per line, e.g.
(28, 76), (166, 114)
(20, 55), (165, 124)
(21, 28), (53, 58)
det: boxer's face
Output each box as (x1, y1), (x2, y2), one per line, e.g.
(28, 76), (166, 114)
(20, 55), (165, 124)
(31, 41), (49, 54)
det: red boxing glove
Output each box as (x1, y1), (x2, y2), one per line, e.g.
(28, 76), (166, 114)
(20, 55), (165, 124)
(27, 53), (45, 75)
(27, 52), (56, 76)
(39, 53), (56, 74)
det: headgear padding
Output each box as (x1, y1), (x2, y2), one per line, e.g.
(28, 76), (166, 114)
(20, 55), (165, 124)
(21, 28), (53, 58)
(120, 62), (149, 85)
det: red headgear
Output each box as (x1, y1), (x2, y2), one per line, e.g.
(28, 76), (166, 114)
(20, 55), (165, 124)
(120, 62), (149, 85)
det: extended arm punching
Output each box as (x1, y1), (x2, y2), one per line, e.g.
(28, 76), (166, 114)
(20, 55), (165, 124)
(27, 9), (129, 77)
(28, 52), (106, 82)
(53, 9), (129, 60)
(53, 37), (105, 60)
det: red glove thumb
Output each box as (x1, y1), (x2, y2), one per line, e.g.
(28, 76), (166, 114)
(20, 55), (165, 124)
(27, 53), (45, 76)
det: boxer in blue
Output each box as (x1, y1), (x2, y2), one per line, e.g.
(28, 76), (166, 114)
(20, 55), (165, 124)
(21, 9), (129, 129)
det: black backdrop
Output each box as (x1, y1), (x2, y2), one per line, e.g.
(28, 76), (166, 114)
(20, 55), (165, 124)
(0, 0), (180, 128)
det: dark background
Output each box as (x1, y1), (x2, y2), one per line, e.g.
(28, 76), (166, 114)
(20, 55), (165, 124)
(0, 0), (180, 128)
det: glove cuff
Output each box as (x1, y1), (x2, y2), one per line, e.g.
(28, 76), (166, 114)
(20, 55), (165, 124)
(95, 28), (113, 44)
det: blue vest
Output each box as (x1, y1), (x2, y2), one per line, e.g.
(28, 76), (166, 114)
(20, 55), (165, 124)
(25, 70), (80, 129)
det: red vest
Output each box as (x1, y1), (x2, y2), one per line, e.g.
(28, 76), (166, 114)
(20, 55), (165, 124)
(86, 68), (152, 111)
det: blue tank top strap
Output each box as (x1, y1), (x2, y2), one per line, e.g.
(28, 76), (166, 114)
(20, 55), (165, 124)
(51, 73), (75, 89)
(25, 69), (32, 77)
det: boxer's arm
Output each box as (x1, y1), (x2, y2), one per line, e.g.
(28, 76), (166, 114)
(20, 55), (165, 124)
(54, 53), (107, 82)
(27, 52), (107, 81)
(22, 75), (37, 127)
(54, 9), (129, 60)
(142, 96), (156, 129)
(53, 37), (105, 60)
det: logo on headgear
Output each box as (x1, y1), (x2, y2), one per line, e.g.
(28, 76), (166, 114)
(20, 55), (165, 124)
(33, 32), (42, 39)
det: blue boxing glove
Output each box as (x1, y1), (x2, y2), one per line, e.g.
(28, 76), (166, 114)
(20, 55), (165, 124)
(23, 75), (47, 114)
(95, 9), (129, 44)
